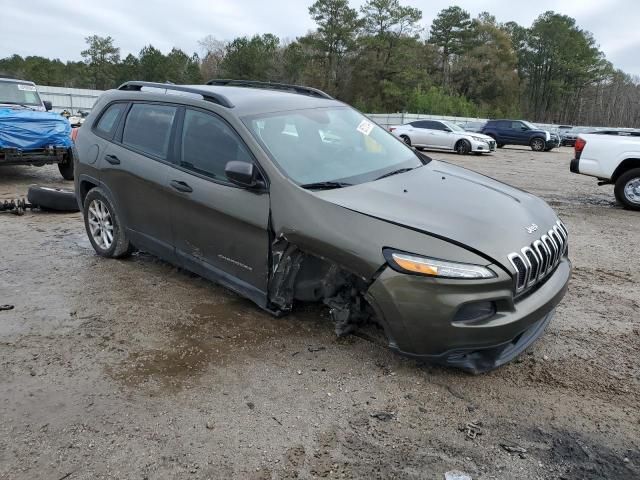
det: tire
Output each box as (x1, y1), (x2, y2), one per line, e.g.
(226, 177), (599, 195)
(530, 137), (545, 152)
(614, 168), (640, 211)
(83, 187), (132, 258)
(57, 152), (74, 180)
(400, 135), (411, 146)
(455, 139), (471, 155)
(27, 186), (79, 212)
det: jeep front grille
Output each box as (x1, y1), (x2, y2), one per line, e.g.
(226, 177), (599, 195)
(508, 220), (568, 295)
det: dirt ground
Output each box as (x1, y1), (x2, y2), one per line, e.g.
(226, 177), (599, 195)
(1, 146), (638, 480)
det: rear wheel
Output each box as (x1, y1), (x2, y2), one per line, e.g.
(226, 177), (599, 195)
(400, 135), (411, 146)
(614, 168), (640, 211)
(497, 143), (505, 148)
(455, 139), (471, 155)
(530, 137), (545, 152)
(83, 188), (132, 258)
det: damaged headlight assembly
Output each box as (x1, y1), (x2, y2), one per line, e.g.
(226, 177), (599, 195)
(383, 249), (496, 279)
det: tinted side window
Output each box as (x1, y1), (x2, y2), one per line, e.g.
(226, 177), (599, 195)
(511, 121), (524, 130)
(414, 121), (433, 129)
(180, 109), (253, 182)
(95, 103), (126, 138)
(496, 121), (510, 129)
(430, 121), (447, 131)
(122, 103), (177, 159)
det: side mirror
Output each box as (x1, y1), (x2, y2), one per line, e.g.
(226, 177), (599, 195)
(225, 161), (262, 188)
(43, 100), (52, 111)
(443, 128), (451, 132)
(520, 126), (528, 131)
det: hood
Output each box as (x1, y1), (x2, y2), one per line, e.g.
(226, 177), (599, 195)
(465, 132), (494, 141)
(315, 160), (560, 270)
(0, 108), (72, 149)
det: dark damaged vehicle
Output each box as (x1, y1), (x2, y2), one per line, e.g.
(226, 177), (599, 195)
(74, 80), (571, 373)
(0, 77), (74, 179)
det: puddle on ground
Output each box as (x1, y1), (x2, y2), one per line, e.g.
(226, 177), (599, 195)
(111, 298), (330, 390)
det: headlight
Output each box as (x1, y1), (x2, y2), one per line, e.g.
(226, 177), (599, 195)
(470, 136), (488, 143)
(383, 249), (496, 279)
(545, 131), (551, 141)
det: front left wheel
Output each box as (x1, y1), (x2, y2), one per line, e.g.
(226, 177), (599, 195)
(530, 137), (545, 152)
(455, 139), (471, 155)
(614, 168), (640, 211)
(83, 188), (132, 258)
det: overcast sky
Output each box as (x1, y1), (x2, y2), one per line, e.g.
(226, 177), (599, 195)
(1, 0), (639, 76)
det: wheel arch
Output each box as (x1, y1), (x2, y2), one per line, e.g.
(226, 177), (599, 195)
(612, 158), (640, 182)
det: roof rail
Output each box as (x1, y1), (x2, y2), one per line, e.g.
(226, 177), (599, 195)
(117, 81), (234, 108)
(206, 79), (333, 99)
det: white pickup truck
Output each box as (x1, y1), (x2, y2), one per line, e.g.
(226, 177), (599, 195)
(570, 132), (640, 210)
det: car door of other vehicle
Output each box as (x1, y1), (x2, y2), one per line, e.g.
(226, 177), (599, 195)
(167, 107), (271, 303)
(98, 102), (178, 261)
(430, 121), (457, 149)
(508, 121), (530, 145)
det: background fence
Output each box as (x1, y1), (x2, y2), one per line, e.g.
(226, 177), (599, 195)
(32, 85), (586, 133)
(38, 85), (102, 113)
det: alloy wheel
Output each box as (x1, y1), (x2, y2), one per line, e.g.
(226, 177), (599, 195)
(87, 199), (114, 250)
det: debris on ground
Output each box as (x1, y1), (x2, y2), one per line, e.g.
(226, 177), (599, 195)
(500, 443), (528, 458)
(370, 411), (395, 421)
(0, 304), (14, 311)
(461, 421), (483, 439)
(444, 470), (472, 480)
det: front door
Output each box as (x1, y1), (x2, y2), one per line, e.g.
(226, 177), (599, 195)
(167, 107), (271, 304)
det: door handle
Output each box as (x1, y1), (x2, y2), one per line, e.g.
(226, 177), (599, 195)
(104, 154), (120, 165)
(170, 180), (193, 193)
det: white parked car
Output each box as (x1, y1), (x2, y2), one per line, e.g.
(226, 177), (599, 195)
(390, 120), (496, 155)
(571, 132), (640, 210)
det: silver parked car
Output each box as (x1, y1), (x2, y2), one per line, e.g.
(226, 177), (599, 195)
(390, 119), (496, 154)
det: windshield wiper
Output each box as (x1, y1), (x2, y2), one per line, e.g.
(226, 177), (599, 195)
(300, 181), (353, 190)
(374, 167), (416, 181)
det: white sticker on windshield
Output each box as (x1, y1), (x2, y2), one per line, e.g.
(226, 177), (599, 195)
(357, 119), (374, 136)
(17, 84), (37, 91)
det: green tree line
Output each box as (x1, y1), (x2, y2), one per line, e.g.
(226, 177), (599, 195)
(2, 1), (639, 127)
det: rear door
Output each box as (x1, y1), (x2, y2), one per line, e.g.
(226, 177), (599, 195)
(411, 121), (436, 147)
(98, 102), (178, 260)
(167, 107), (271, 302)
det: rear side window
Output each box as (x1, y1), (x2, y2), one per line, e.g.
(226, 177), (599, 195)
(180, 109), (253, 181)
(95, 103), (126, 138)
(122, 103), (177, 159)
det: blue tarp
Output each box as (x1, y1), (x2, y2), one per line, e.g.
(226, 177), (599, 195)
(0, 108), (72, 150)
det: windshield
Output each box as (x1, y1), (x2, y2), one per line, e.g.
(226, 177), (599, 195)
(442, 121), (465, 132)
(244, 107), (423, 185)
(0, 82), (42, 107)
(522, 121), (537, 130)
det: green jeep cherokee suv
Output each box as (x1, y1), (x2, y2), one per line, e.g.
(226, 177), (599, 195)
(74, 80), (571, 373)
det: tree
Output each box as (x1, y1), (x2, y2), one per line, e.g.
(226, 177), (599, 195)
(220, 34), (280, 80)
(429, 6), (471, 87)
(354, 0), (422, 110)
(517, 12), (607, 122)
(307, 0), (361, 95)
(138, 45), (166, 82)
(81, 35), (120, 89)
(451, 13), (520, 116)
(199, 35), (226, 80)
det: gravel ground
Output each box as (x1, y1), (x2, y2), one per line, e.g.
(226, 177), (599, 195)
(0, 146), (638, 480)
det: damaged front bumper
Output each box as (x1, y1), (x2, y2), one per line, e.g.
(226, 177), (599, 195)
(0, 146), (69, 166)
(366, 257), (571, 373)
